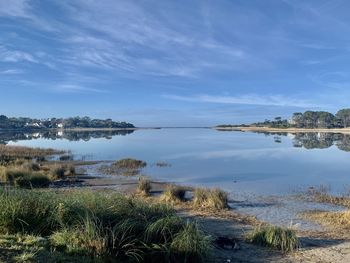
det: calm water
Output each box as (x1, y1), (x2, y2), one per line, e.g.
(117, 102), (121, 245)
(5, 128), (350, 196)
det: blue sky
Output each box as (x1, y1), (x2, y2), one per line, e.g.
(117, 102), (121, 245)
(0, 0), (350, 126)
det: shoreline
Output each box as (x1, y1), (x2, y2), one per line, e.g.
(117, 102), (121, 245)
(0, 127), (160, 132)
(215, 126), (350, 134)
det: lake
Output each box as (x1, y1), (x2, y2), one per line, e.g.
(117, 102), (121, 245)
(5, 128), (350, 197)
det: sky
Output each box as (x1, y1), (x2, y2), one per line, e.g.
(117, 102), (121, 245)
(0, 0), (350, 126)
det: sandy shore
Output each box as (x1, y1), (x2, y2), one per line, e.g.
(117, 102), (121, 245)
(215, 126), (350, 134)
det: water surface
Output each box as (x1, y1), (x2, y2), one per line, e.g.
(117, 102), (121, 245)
(6, 128), (350, 196)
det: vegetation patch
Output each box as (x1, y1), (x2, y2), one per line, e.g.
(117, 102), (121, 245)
(246, 225), (299, 253)
(193, 188), (228, 210)
(161, 185), (187, 204)
(137, 176), (152, 196)
(155, 161), (171, 167)
(306, 186), (350, 207)
(0, 162), (76, 188)
(98, 158), (147, 176)
(0, 188), (212, 262)
(303, 210), (350, 229)
(0, 145), (63, 165)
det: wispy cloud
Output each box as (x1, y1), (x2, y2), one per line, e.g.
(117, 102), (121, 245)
(0, 46), (37, 63)
(163, 94), (319, 108)
(50, 84), (107, 94)
(0, 69), (22, 74)
(0, 0), (31, 18)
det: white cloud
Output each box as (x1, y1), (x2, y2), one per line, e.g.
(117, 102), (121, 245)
(0, 46), (37, 63)
(0, 69), (22, 74)
(0, 0), (31, 18)
(163, 94), (319, 108)
(50, 84), (107, 94)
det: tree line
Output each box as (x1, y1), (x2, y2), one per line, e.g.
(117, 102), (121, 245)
(0, 115), (135, 130)
(252, 109), (350, 129)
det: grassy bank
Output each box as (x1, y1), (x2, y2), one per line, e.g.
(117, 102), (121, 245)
(0, 188), (212, 262)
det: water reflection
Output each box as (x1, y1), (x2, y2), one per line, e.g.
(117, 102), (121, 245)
(0, 129), (134, 144)
(258, 132), (350, 152)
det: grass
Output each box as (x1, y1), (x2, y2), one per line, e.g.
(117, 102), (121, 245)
(193, 188), (228, 210)
(0, 162), (76, 188)
(0, 234), (94, 263)
(303, 210), (350, 229)
(99, 158), (147, 176)
(113, 158), (147, 169)
(161, 185), (187, 204)
(306, 186), (350, 207)
(137, 176), (152, 196)
(246, 225), (299, 253)
(0, 145), (63, 165)
(170, 222), (212, 263)
(0, 187), (212, 262)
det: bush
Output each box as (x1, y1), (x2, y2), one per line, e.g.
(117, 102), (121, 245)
(137, 176), (151, 196)
(161, 185), (187, 203)
(193, 188), (228, 210)
(246, 225), (299, 253)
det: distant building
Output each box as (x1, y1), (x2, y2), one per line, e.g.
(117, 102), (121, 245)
(57, 123), (64, 129)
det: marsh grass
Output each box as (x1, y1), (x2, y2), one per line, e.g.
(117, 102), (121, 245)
(137, 176), (151, 196)
(303, 210), (350, 229)
(170, 222), (212, 263)
(113, 158), (147, 170)
(193, 188), (228, 210)
(246, 225), (299, 253)
(0, 161), (76, 188)
(307, 186), (350, 207)
(0, 145), (63, 165)
(0, 188), (212, 262)
(98, 158), (147, 176)
(161, 185), (187, 204)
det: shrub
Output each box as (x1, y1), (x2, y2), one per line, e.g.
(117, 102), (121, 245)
(137, 176), (151, 196)
(161, 185), (187, 203)
(246, 225), (299, 253)
(193, 188), (228, 210)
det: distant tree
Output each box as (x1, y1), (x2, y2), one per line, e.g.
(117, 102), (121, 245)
(336, 109), (350, 128)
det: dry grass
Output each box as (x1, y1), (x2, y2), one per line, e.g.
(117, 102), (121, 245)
(161, 185), (187, 204)
(193, 188), (228, 210)
(137, 176), (151, 196)
(113, 158), (147, 170)
(303, 210), (350, 229)
(98, 158), (147, 176)
(0, 145), (63, 164)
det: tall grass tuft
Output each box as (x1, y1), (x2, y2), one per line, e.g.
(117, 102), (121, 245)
(246, 225), (299, 253)
(161, 185), (187, 203)
(193, 188), (228, 210)
(171, 222), (212, 263)
(137, 176), (151, 196)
